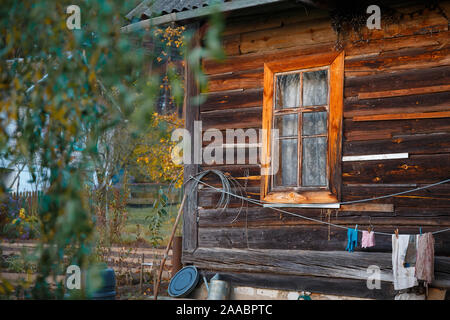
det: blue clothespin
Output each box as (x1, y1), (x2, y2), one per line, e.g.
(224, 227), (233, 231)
(419, 227), (422, 235)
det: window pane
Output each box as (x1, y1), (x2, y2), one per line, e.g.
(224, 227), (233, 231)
(275, 139), (298, 186)
(302, 112), (327, 136)
(302, 70), (328, 106)
(274, 114), (298, 137)
(275, 73), (300, 109)
(302, 137), (327, 187)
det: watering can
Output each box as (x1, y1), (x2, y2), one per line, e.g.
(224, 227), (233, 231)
(204, 273), (230, 300)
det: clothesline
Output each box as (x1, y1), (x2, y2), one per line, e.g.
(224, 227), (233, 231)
(189, 175), (450, 237)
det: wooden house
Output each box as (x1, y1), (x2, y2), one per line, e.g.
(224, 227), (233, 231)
(124, 0), (450, 299)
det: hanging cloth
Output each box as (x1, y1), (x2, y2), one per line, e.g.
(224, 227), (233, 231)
(361, 230), (375, 248)
(403, 235), (417, 268)
(415, 232), (435, 286)
(345, 227), (358, 252)
(392, 234), (418, 290)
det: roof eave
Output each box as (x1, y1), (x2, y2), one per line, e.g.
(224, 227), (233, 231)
(121, 0), (287, 33)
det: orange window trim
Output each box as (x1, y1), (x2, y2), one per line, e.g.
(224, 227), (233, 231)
(261, 51), (344, 204)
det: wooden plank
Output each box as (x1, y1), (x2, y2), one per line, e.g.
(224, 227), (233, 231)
(207, 69), (263, 92)
(342, 153), (450, 185)
(240, 18), (336, 54)
(342, 153), (408, 162)
(182, 23), (200, 253)
(183, 247), (450, 284)
(197, 225), (450, 253)
(201, 88), (263, 112)
(357, 84), (450, 100)
(344, 65), (450, 98)
(222, 7), (328, 37)
(201, 106), (262, 130)
(343, 31), (449, 60)
(344, 133), (450, 156)
(345, 45), (450, 77)
(204, 30), (449, 76)
(222, 34), (241, 56)
(342, 184), (450, 208)
(329, 51), (345, 200)
(344, 91), (450, 119)
(200, 270), (396, 300)
(353, 111), (450, 122)
(344, 117), (450, 142)
(198, 204), (450, 229)
(203, 42), (337, 75)
(339, 204), (394, 212)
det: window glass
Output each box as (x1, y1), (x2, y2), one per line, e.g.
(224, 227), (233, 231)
(275, 73), (300, 109)
(275, 138), (298, 186)
(302, 136), (327, 187)
(302, 70), (328, 106)
(274, 114), (298, 137)
(302, 112), (327, 136)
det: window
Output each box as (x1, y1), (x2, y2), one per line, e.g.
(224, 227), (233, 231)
(261, 52), (344, 204)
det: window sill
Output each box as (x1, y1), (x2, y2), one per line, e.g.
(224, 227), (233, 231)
(262, 203), (340, 209)
(263, 190), (338, 204)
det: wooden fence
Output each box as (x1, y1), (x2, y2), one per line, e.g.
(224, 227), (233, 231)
(9, 191), (42, 216)
(127, 183), (181, 206)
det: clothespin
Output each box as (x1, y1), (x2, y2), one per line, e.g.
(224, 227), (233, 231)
(394, 228), (399, 239)
(419, 227), (422, 236)
(368, 217), (373, 233)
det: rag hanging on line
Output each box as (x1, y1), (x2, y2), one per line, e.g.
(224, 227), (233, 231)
(361, 230), (375, 248)
(346, 225), (358, 252)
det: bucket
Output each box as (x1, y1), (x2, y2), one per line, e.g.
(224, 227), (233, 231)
(207, 279), (230, 300)
(64, 266), (116, 300)
(89, 268), (116, 300)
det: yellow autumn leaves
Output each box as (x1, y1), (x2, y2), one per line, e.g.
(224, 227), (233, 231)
(134, 113), (184, 188)
(154, 25), (185, 63)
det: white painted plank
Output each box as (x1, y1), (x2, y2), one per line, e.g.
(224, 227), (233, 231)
(342, 153), (409, 162)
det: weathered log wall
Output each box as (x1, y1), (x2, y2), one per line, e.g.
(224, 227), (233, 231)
(183, 2), (450, 297)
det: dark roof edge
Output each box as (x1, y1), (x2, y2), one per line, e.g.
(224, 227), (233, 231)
(121, 0), (287, 33)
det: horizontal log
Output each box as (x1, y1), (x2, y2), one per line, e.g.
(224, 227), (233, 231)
(343, 30), (449, 60)
(222, 34), (240, 56)
(197, 225), (450, 254)
(353, 110), (450, 122)
(201, 106), (261, 130)
(207, 69), (263, 92)
(343, 153), (450, 184)
(344, 133), (450, 156)
(339, 204), (394, 212)
(198, 205), (450, 229)
(203, 42), (337, 75)
(344, 91), (450, 119)
(358, 84), (450, 100)
(239, 18), (335, 54)
(344, 117), (450, 141)
(183, 247), (450, 285)
(348, 5), (449, 42)
(201, 88), (263, 112)
(204, 30), (449, 76)
(344, 45), (450, 77)
(222, 7), (328, 37)
(199, 270), (395, 299)
(342, 184), (450, 208)
(344, 65), (450, 98)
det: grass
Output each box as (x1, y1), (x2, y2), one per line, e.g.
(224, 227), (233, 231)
(121, 204), (181, 247)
